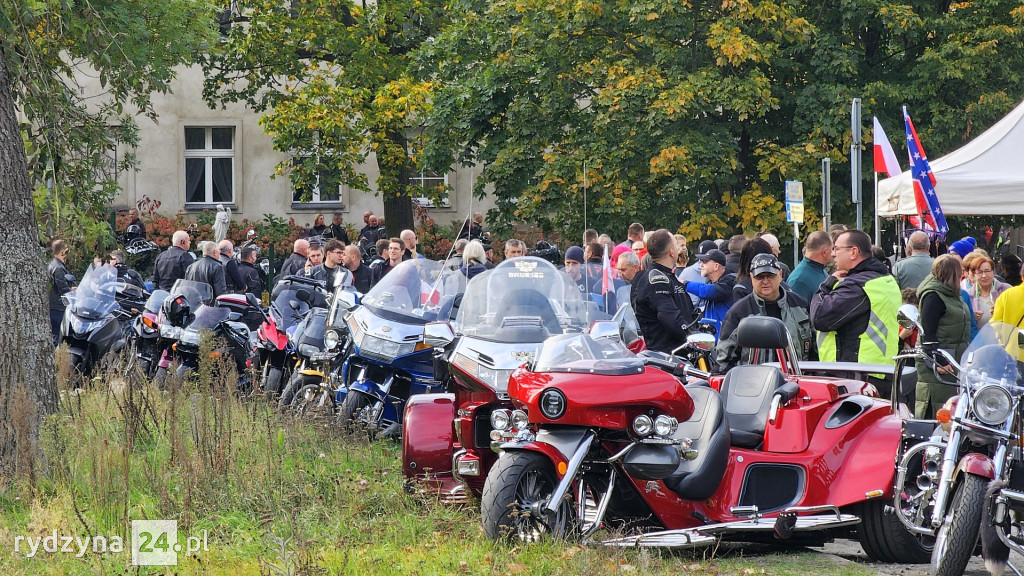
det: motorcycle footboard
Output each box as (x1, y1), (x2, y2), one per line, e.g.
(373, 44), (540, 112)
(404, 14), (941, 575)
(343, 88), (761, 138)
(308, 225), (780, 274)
(599, 512), (860, 549)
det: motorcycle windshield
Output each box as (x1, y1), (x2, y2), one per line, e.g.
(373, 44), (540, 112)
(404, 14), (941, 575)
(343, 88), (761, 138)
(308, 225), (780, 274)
(67, 265), (119, 321)
(271, 287), (314, 332)
(360, 259), (466, 325)
(145, 290), (171, 314)
(328, 287), (359, 329)
(188, 305), (231, 331)
(958, 321), (1021, 389)
(455, 257), (601, 343)
(168, 279), (213, 309)
(533, 333), (643, 374)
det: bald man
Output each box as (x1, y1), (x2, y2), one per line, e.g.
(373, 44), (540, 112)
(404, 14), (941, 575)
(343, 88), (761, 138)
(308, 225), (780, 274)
(276, 238), (310, 287)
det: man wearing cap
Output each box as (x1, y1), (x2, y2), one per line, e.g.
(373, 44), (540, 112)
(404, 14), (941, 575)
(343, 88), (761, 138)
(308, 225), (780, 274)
(683, 248), (735, 337)
(565, 245), (612, 310)
(811, 229), (900, 368)
(717, 254), (813, 371)
(632, 229), (696, 354)
(788, 231), (833, 303)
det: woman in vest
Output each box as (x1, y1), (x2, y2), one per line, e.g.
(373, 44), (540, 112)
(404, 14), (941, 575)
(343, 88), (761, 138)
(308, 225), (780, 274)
(915, 255), (972, 419)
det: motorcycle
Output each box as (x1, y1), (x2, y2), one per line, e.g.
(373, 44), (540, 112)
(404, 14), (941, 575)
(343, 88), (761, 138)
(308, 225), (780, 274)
(60, 264), (144, 380)
(153, 279), (213, 386)
(889, 316), (1022, 576)
(478, 314), (929, 563)
(255, 275), (329, 397)
(402, 256), (633, 499)
(287, 286), (360, 418)
(171, 292), (267, 392)
(133, 289), (170, 378)
(337, 259), (466, 436)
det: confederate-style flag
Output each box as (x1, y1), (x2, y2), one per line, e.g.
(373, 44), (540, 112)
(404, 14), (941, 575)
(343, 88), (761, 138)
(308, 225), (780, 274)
(903, 107), (948, 235)
(873, 117), (902, 178)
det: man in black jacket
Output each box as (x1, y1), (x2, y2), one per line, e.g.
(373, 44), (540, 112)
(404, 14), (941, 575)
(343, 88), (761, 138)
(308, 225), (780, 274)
(275, 238), (310, 288)
(632, 229), (696, 354)
(308, 240), (352, 292)
(185, 242), (227, 297)
(344, 245), (372, 293)
(370, 237), (404, 287)
(324, 212), (350, 245)
(109, 250), (145, 289)
(218, 240), (246, 293)
(48, 239), (76, 345)
(238, 246), (264, 296)
(152, 230), (194, 291)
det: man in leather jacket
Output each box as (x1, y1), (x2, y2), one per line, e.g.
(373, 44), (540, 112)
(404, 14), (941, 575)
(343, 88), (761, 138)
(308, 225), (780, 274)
(185, 241), (227, 297)
(218, 240), (246, 293)
(237, 246), (264, 296)
(48, 239), (76, 345)
(308, 240), (353, 293)
(152, 230), (194, 291)
(633, 229), (696, 354)
(716, 253), (813, 371)
(109, 250), (145, 289)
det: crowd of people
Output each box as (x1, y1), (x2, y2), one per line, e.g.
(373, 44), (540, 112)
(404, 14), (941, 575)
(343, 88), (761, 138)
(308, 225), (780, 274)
(46, 207), (1024, 419)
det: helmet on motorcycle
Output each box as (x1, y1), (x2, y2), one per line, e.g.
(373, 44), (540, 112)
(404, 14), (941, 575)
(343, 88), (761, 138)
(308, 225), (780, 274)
(162, 294), (192, 326)
(125, 224), (143, 240)
(963, 344), (1018, 383)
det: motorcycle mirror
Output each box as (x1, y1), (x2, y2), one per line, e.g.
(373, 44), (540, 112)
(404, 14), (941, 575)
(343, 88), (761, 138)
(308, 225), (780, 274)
(65, 273), (76, 283)
(295, 289), (311, 303)
(289, 299), (301, 311)
(423, 321), (456, 348)
(897, 304), (921, 330)
(588, 320), (621, 341)
(686, 332), (716, 350)
(245, 292), (261, 307)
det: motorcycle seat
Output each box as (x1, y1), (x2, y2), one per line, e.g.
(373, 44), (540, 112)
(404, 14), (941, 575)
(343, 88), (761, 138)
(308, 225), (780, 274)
(719, 364), (786, 449)
(664, 385), (730, 501)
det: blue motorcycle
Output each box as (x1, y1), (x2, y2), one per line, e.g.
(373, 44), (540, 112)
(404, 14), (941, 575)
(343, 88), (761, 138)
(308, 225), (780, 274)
(337, 259), (466, 436)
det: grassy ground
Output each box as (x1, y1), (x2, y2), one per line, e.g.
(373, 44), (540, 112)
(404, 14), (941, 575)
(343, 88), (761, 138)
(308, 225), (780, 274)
(0, 351), (876, 575)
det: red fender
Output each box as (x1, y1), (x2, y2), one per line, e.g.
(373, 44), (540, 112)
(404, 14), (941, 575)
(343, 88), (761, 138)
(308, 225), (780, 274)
(955, 452), (996, 481)
(506, 442), (571, 478)
(402, 394), (456, 483)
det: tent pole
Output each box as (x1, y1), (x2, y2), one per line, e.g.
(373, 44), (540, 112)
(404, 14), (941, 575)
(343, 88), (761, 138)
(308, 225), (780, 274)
(873, 172), (880, 247)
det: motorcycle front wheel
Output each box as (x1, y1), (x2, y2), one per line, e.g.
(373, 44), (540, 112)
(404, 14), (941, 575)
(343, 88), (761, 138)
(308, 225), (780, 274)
(481, 451), (577, 542)
(930, 473), (986, 576)
(337, 389), (374, 431)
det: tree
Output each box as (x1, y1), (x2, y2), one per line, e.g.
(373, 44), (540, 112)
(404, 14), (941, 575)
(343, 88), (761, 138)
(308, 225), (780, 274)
(419, 0), (1024, 242)
(203, 0), (446, 237)
(0, 0), (215, 477)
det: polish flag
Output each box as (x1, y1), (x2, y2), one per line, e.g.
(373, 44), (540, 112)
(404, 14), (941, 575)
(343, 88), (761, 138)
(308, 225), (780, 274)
(873, 117), (902, 178)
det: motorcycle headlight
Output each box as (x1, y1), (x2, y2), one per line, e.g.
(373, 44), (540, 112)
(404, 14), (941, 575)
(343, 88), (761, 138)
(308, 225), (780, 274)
(490, 409), (512, 431)
(511, 410), (530, 430)
(654, 415), (678, 438)
(299, 344), (320, 358)
(539, 388), (566, 420)
(633, 415), (654, 437)
(160, 324), (182, 340)
(973, 385), (1013, 426)
(324, 329), (340, 350)
(180, 329), (201, 347)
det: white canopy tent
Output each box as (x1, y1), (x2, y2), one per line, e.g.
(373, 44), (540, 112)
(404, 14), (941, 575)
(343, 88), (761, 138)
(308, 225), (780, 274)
(877, 99), (1024, 217)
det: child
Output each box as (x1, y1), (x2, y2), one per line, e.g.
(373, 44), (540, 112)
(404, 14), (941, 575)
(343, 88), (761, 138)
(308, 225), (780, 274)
(899, 288), (919, 351)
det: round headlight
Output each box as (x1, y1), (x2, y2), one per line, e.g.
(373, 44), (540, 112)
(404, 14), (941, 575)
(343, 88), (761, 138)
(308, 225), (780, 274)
(973, 385), (1012, 426)
(633, 415), (653, 437)
(490, 409), (512, 431)
(539, 388), (566, 419)
(324, 329), (340, 350)
(654, 415), (678, 437)
(511, 410), (530, 430)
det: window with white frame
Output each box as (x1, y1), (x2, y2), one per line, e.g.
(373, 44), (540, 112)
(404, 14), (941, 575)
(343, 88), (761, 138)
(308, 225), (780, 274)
(410, 169), (450, 208)
(184, 126), (235, 205)
(291, 155), (343, 205)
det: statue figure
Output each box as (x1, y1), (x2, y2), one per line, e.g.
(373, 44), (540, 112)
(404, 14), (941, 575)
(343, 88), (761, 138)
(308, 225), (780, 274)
(213, 203), (231, 243)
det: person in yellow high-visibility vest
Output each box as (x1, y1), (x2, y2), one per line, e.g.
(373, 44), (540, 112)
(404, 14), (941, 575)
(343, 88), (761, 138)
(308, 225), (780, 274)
(811, 229), (901, 369)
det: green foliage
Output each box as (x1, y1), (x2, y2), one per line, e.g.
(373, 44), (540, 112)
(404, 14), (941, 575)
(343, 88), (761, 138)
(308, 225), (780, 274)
(419, 0), (1024, 241)
(203, 0), (447, 233)
(2, 0), (217, 245)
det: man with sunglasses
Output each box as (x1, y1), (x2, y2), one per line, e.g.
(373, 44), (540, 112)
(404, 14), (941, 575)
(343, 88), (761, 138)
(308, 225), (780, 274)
(811, 229), (900, 367)
(716, 254), (813, 371)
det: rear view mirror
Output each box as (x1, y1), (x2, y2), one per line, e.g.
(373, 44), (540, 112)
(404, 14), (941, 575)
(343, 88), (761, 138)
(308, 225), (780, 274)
(423, 321), (456, 348)
(588, 320), (621, 342)
(245, 292), (261, 308)
(295, 289), (311, 303)
(897, 304), (920, 330)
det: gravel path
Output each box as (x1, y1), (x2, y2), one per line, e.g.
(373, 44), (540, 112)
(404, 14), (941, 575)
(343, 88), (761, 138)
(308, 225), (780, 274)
(814, 539), (993, 576)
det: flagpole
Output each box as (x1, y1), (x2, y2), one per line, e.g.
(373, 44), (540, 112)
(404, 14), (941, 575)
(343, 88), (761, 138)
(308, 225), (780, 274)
(583, 160), (588, 238)
(873, 172), (880, 246)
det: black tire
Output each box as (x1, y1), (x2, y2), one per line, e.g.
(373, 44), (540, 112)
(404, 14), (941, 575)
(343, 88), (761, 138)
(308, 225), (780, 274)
(263, 364), (283, 395)
(291, 384), (329, 419)
(337, 390), (374, 431)
(481, 451), (577, 542)
(930, 473), (987, 576)
(279, 372), (305, 406)
(859, 499), (933, 563)
(154, 366), (168, 389)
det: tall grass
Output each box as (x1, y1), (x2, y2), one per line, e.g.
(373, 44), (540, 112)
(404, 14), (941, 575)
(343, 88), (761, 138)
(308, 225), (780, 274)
(0, 346), (873, 575)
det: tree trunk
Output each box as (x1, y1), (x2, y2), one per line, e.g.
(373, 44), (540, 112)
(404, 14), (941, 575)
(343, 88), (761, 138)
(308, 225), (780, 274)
(0, 47), (59, 479)
(380, 129), (414, 238)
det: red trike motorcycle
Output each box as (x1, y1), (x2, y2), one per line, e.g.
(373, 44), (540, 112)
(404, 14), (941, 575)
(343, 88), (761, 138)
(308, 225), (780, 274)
(401, 257), (639, 499)
(479, 315), (930, 562)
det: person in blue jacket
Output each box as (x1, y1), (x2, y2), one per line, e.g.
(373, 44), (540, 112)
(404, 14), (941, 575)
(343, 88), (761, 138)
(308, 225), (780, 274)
(684, 248), (735, 340)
